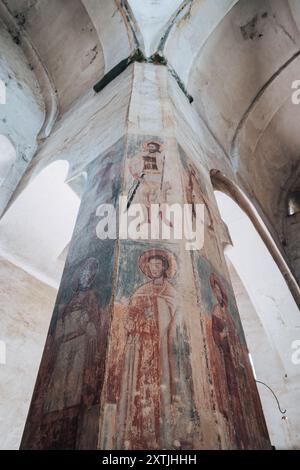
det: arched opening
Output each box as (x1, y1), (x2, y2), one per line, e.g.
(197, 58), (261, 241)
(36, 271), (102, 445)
(211, 173), (300, 450)
(211, 170), (300, 309)
(0, 160), (81, 449)
(0, 135), (16, 186)
(0, 160), (80, 286)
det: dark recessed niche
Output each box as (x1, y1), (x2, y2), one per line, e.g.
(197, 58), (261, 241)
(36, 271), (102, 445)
(287, 190), (300, 216)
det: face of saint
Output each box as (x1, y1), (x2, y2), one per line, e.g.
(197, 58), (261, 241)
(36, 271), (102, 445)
(79, 263), (96, 290)
(214, 283), (224, 306)
(147, 143), (159, 154)
(148, 258), (165, 279)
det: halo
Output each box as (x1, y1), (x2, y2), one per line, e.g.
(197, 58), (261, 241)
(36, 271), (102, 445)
(142, 140), (163, 152)
(209, 272), (228, 306)
(138, 248), (177, 279)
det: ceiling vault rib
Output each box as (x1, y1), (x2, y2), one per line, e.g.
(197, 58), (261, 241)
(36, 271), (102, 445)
(0, 0), (59, 140)
(157, 0), (193, 54)
(118, 0), (144, 52)
(231, 48), (300, 160)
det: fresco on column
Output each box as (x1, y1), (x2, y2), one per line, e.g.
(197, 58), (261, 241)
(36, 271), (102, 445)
(193, 249), (270, 450)
(178, 144), (227, 273)
(21, 138), (125, 449)
(99, 136), (212, 450)
(98, 136), (271, 450)
(21, 134), (271, 450)
(100, 241), (206, 450)
(124, 136), (178, 222)
(178, 144), (270, 449)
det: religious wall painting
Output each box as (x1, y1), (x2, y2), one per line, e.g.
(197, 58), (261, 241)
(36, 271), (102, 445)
(22, 244), (117, 449)
(178, 145), (213, 227)
(21, 136), (126, 449)
(194, 254), (270, 449)
(127, 139), (165, 220)
(101, 242), (200, 450)
(125, 137), (178, 227)
(61, 235), (117, 308)
(71, 137), (125, 242)
(178, 145), (227, 269)
(44, 258), (101, 413)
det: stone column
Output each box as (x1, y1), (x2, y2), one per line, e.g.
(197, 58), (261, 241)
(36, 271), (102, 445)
(21, 63), (271, 450)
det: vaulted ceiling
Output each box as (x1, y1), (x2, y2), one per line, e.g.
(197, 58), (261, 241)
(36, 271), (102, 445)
(185, 0), (300, 240)
(1, 0), (300, 284)
(1, 0), (105, 116)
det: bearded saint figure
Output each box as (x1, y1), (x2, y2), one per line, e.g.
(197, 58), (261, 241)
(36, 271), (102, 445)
(128, 141), (166, 223)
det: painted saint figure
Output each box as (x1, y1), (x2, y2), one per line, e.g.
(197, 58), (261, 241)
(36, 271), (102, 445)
(128, 141), (166, 221)
(23, 257), (103, 449)
(44, 257), (101, 413)
(205, 273), (269, 449)
(129, 141), (163, 179)
(116, 249), (199, 450)
(185, 162), (214, 229)
(127, 140), (174, 232)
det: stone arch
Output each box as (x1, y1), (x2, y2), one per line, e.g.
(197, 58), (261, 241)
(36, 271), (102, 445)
(211, 169), (300, 309)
